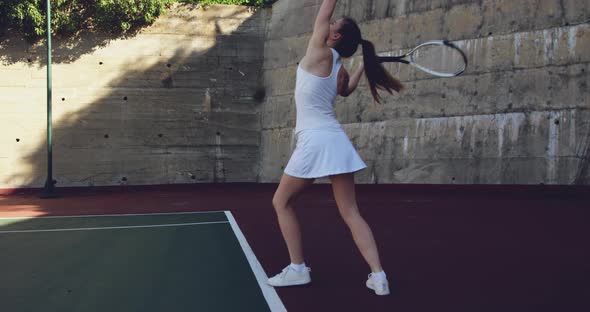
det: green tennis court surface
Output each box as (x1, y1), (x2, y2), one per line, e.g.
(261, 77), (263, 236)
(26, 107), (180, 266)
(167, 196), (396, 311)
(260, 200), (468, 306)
(0, 211), (285, 312)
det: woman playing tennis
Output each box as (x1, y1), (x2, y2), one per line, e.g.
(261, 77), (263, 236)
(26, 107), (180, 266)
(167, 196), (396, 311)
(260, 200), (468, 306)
(267, 0), (402, 296)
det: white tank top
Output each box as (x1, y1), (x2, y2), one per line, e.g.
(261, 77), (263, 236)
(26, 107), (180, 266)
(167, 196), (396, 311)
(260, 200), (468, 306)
(294, 48), (342, 133)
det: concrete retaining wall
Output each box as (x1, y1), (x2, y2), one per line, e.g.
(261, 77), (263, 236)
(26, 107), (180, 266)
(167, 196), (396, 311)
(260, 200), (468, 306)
(259, 0), (590, 184)
(0, 4), (268, 188)
(1, 0), (588, 187)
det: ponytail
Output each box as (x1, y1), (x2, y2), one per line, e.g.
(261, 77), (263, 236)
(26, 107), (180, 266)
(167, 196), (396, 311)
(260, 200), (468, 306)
(360, 39), (403, 103)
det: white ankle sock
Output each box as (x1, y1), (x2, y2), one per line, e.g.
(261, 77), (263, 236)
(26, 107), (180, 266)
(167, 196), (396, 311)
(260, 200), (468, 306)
(371, 271), (387, 280)
(289, 262), (307, 272)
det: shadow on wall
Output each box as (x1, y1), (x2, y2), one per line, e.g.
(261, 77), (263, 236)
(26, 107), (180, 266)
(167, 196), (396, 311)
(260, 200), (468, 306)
(1, 4), (267, 189)
(574, 133), (590, 184)
(0, 30), (134, 66)
(0, 3), (220, 65)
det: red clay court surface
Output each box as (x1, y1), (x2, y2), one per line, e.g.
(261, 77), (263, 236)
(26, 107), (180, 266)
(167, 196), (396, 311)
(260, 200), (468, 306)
(1, 183), (589, 312)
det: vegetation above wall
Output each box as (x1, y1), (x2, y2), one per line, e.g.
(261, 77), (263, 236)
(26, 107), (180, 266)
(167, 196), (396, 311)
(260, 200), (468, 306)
(0, 0), (276, 41)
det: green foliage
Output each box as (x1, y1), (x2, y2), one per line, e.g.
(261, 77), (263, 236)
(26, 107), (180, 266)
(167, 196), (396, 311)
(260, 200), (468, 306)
(0, 0), (45, 39)
(179, 0), (274, 6)
(94, 0), (174, 32)
(0, 0), (276, 41)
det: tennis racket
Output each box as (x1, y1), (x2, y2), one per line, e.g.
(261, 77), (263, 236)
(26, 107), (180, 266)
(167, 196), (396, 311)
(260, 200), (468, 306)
(378, 40), (468, 77)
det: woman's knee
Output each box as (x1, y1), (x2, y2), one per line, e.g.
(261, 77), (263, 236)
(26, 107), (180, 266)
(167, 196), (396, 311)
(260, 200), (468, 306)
(272, 194), (290, 213)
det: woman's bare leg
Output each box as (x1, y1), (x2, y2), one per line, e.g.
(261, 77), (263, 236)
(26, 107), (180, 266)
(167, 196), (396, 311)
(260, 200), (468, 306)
(330, 173), (383, 272)
(272, 174), (315, 264)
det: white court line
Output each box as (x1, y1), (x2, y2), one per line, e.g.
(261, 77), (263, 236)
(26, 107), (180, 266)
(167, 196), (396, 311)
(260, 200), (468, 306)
(224, 211), (286, 312)
(0, 210), (225, 220)
(0, 221), (229, 234)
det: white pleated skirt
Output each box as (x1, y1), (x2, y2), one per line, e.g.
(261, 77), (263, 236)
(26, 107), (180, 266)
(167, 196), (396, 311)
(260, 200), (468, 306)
(284, 128), (367, 179)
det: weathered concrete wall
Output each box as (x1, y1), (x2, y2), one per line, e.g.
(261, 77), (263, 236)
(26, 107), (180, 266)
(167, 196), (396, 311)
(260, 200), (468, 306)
(1, 1), (588, 188)
(0, 4), (268, 188)
(260, 0), (590, 184)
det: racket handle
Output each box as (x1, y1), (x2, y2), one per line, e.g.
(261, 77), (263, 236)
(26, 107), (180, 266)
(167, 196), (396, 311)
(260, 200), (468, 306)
(378, 56), (409, 64)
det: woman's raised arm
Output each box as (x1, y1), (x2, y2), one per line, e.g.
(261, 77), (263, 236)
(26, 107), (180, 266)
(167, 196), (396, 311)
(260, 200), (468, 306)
(308, 0), (338, 49)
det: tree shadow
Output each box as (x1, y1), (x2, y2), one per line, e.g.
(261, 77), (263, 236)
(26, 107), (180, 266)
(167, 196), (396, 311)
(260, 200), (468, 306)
(0, 23), (149, 66)
(0, 3), (265, 66)
(2, 4), (268, 189)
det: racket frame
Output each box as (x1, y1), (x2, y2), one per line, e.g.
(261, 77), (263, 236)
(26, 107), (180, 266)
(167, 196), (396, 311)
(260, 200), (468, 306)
(378, 40), (468, 77)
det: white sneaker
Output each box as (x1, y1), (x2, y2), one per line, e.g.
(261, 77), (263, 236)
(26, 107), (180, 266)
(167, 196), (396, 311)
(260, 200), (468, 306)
(366, 273), (390, 295)
(268, 265), (311, 287)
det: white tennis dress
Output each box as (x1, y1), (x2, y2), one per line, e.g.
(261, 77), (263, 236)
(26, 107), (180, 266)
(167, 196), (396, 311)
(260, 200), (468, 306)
(284, 48), (367, 179)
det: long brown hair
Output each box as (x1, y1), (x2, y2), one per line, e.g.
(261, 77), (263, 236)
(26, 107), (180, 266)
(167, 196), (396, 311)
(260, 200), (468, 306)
(333, 17), (403, 103)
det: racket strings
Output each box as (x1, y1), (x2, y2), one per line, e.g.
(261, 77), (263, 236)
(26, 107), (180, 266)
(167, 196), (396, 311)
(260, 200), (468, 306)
(410, 44), (466, 75)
